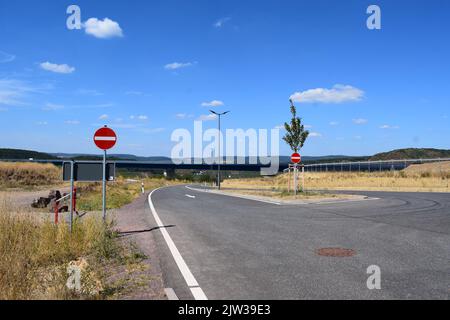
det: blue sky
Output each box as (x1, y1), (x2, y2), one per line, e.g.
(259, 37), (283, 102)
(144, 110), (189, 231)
(0, 0), (449, 157)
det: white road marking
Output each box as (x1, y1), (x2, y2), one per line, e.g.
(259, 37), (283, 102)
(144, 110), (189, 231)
(148, 188), (208, 300)
(185, 194), (196, 199)
(185, 185), (282, 205)
(186, 185), (380, 206)
(164, 288), (179, 300)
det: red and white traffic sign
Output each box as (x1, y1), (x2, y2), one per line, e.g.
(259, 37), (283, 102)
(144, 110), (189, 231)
(291, 152), (301, 164)
(94, 127), (117, 150)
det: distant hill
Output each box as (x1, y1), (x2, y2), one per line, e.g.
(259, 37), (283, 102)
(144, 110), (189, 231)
(1, 148), (449, 163)
(0, 148), (56, 160)
(371, 148), (450, 161)
(51, 153), (172, 162)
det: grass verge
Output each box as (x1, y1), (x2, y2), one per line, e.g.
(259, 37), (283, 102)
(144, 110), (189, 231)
(0, 195), (149, 300)
(76, 177), (183, 211)
(0, 162), (61, 190)
(222, 163), (450, 193)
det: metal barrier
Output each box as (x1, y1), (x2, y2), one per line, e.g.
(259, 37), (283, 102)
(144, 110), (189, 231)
(303, 158), (450, 173)
(52, 187), (77, 225)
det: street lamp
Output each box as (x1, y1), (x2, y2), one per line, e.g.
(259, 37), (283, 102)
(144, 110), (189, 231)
(209, 110), (230, 190)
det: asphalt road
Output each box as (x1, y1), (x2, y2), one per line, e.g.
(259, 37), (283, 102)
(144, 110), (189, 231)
(147, 185), (450, 300)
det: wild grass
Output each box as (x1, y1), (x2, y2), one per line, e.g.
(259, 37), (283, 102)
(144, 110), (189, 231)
(0, 195), (127, 300)
(76, 177), (182, 211)
(222, 162), (450, 193)
(0, 162), (61, 189)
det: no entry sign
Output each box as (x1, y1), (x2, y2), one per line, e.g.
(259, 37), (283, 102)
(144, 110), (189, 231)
(291, 153), (301, 164)
(94, 127), (117, 150)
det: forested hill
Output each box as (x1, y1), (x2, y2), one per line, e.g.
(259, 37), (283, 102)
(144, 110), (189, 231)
(0, 148), (56, 160)
(370, 148), (450, 161)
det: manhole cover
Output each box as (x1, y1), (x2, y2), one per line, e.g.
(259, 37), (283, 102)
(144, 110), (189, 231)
(315, 248), (356, 257)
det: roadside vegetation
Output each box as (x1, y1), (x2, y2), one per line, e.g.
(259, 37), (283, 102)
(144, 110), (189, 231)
(75, 177), (184, 211)
(0, 162), (61, 190)
(222, 162), (450, 193)
(0, 194), (151, 300)
(0, 163), (185, 300)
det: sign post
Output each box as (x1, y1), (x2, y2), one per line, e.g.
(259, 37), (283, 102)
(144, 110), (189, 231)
(70, 161), (74, 232)
(94, 126), (117, 221)
(291, 153), (301, 195)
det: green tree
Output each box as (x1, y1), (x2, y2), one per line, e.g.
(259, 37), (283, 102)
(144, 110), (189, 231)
(282, 99), (309, 153)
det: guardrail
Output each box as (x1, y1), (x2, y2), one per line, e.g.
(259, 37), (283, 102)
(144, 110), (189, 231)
(1, 157), (449, 173)
(302, 158), (450, 172)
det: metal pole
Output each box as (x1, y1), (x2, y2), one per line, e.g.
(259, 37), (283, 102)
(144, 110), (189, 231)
(70, 161), (74, 233)
(294, 164), (298, 196)
(102, 150), (107, 221)
(217, 114), (221, 190)
(288, 166), (291, 192)
(301, 165), (305, 192)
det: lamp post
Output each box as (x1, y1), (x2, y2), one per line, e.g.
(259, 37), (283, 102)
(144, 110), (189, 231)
(209, 110), (230, 190)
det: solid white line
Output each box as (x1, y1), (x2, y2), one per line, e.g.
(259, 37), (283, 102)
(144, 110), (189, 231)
(164, 288), (179, 300)
(185, 194), (196, 199)
(185, 185), (281, 205)
(190, 287), (208, 300)
(94, 136), (116, 141)
(148, 188), (208, 300)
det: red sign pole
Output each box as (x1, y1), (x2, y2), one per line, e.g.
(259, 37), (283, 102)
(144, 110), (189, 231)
(93, 126), (117, 221)
(291, 153), (302, 195)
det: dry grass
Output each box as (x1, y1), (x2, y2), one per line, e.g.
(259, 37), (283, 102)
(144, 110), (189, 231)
(0, 162), (61, 189)
(0, 194), (131, 300)
(222, 162), (450, 193)
(403, 161), (450, 176)
(76, 177), (182, 211)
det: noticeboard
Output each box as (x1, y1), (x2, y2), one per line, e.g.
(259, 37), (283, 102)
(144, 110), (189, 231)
(63, 162), (116, 182)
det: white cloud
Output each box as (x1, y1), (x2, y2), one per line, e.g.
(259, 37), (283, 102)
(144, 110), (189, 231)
(0, 51), (15, 63)
(175, 113), (193, 119)
(304, 124), (313, 129)
(0, 107), (7, 112)
(109, 123), (137, 129)
(354, 135), (363, 140)
(40, 61), (75, 74)
(380, 124), (399, 129)
(83, 18), (123, 39)
(164, 62), (193, 70)
(99, 114), (108, 120)
(65, 120), (80, 125)
(36, 121), (48, 126)
(198, 114), (218, 121)
(214, 17), (231, 28)
(130, 115), (148, 121)
(309, 132), (322, 137)
(329, 121), (339, 126)
(0, 79), (40, 106)
(201, 100), (224, 107)
(274, 125), (285, 130)
(290, 84), (364, 104)
(43, 103), (64, 111)
(352, 118), (368, 125)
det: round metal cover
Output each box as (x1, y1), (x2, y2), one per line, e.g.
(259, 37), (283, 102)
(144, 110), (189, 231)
(315, 248), (356, 257)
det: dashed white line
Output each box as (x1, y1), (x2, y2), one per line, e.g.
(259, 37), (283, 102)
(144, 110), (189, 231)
(148, 188), (208, 300)
(185, 194), (196, 199)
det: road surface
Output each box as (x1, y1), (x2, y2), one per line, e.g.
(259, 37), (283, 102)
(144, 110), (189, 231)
(147, 185), (449, 300)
